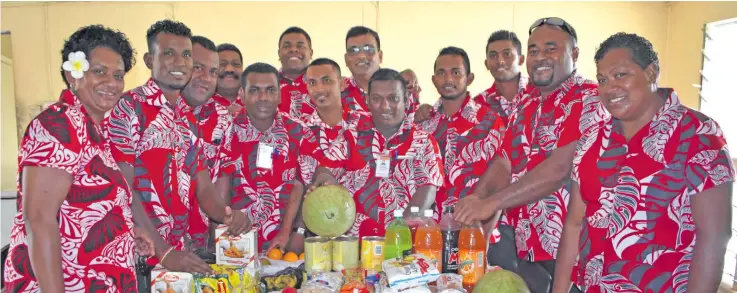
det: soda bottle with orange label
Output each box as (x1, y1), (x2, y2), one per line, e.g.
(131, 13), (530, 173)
(413, 210), (442, 271)
(458, 221), (485, 291)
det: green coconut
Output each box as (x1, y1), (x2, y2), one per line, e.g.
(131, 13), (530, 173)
(473, 269), (530, 293)
(302, 185), (356, 237)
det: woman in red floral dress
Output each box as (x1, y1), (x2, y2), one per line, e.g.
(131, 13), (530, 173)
(3, 25), (143, 293)
(553, 32), (735, 293)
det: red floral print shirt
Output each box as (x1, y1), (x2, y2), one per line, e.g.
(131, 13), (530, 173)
(416, 94), (505, 231)
(278, 71), (316, 123)
(570, 89), (735, 292)
(214, 111), (314, 251)
(472, 75), (528, 125)
(499, 72), (605, 262)
(342, 114), (444, 238)
(107, 78), (208, 251)
(4, 90), (137, 293)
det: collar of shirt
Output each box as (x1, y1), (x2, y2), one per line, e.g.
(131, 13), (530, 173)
(138, 78), (193, 117)
(431, 92), (481, 123)
(305, 103), (356, 129)
(610, 88), (681, 147)
(488, 74), (529, 98)
(210, 93), (243, 107)
(234, 111), (286, 140)
(279, 70), (306, 86)
(346, 76), (367, 95)
(525, 70), (587, 104)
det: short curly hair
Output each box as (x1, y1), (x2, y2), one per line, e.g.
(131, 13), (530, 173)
(60, 24), (136, 88)
(594, 32), (659, 73)
(146, 19), (192, 53)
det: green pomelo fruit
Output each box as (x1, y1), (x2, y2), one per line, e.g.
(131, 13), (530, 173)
(473, 269), (530, 293)
(302, 185), (356, 238)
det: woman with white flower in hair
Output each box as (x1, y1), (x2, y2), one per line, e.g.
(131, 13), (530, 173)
(3, 25), (152, 293)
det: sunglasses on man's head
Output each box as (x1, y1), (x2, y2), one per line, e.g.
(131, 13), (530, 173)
(529, 17), (577, 41)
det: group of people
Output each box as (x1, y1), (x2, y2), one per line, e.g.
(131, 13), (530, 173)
(2, 14), (734, 293)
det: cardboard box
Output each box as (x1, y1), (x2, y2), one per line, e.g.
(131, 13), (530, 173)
(215, 225), (257, 268)
(150, 265), (194, 293)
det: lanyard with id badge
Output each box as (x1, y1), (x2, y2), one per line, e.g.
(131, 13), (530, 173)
(256, 142), (277, 170)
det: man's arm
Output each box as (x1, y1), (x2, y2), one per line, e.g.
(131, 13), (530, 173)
(687, 183), (732, 293)
(404, 186), (437, 219)
(552, 182), (586, 293)
(474, 156), (511, 236)
(486, 141), (577, 210)
(118, 163), (171, 258)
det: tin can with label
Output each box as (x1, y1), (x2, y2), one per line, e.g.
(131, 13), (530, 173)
(360, 236), (385, 274)
(305, 236), (333, 274)
(332, 236), (359, 271)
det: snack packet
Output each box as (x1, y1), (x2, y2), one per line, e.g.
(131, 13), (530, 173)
(302, 272), (345, 293)
(150, 266), (194, 293)
(193, 264), (243, 293)
(436, 274), (464, 292)
(381, 254), (440, 290)
(215, 225), (257, 268)
(375, 272), (431, 293)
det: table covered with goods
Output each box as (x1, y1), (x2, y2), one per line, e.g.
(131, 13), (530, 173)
(148, 186), (530, 293)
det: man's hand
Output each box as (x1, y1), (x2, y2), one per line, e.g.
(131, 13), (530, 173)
(286, 232), (306, 255)
(401, 69), (421, 95)
(454, 193), (498, 225)
(161, 250), (214, 275)
(414, 104), (433, 123)
(223, 206), (251, 236)
(266, 229), (290, 253)
(306, 172), (340, 194)
(133, 227), (155, 257)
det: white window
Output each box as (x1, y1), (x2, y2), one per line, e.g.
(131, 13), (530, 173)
(698, 17), (737, 292)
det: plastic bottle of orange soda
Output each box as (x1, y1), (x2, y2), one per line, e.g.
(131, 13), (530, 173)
(458, 221), (486, 291)
(413, 209), (442, 271)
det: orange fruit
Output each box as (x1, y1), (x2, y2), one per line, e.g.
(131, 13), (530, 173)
(299, 253), (305, 260)
(267, 248), (283, 260)
(283, 252), (299, 262)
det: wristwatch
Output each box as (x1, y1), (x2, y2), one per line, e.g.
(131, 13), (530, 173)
(292, 227), (306, 236)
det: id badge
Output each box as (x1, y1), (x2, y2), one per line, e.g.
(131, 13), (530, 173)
(257, 143), (274, 170)
(376, 154), (391, 178)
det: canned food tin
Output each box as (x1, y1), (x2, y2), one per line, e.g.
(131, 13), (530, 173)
(332, 236), (359, 271)
(360, 236), (385, 274)
(305, 236), (333, 273)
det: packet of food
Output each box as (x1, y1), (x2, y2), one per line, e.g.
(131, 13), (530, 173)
(215, 225), (257, 268)
(302, 272), (345, 293)
(193, 264), (243, 293)
(381, 254), (440, 290)
(151, 265), (194, 293)
(435, 274), (463, 292)
(375, 272), (431, 293)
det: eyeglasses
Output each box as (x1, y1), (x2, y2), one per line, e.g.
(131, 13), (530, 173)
(529, 17), (577, 41)
(347, 45), (377, 55)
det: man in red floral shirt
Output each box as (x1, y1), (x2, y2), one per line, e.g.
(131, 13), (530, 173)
(213, 62), (310, 254)
(416, 46), (508, 227)
(553, 32), (734, 293)
(179, 36), (235, 252)
(454, 17), (606, 292)
(474, 30), (528, 125)
(345, 68), (444, 238)
(215, 43), (245, 114)
(342, 26), (421, 114)
(277, 26), (316, 122)
(107, 20), (249, 275)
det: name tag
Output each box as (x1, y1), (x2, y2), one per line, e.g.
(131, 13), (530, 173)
(376, 154), (391, 178)
(257, 143), (274, 170)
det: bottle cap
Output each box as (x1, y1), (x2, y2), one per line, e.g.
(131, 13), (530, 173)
(424, 210), (433, 217)
(394, 209), (404, 217)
